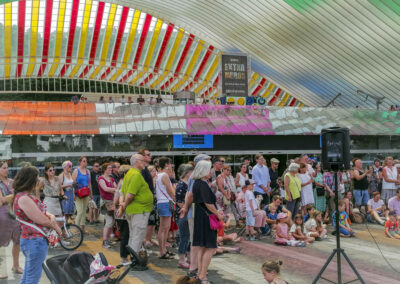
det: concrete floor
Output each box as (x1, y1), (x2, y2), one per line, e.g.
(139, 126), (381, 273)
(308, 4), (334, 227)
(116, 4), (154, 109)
(1, 222), (400, 284)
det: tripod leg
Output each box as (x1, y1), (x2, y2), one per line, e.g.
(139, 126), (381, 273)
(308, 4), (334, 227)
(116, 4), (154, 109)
(312, 249), (337, 284)
(341, 250), (366, 284)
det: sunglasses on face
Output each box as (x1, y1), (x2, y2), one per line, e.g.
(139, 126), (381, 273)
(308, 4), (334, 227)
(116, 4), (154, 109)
(145, 153), (151, 156)
(48, 169), (55, 172)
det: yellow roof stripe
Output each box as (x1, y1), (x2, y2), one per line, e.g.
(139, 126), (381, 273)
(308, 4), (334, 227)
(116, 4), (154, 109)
(27, 0), (40, 77)
(249, 72), (259, 87)
(110, 10), (141, 82)
(165, 28), (184, 72)
(4, 3), (11, 78)
(48, 0), (66, 77)
(69, 0), (92, 78)
(122, 9), (140, 67)
(278, 93), (290, 106)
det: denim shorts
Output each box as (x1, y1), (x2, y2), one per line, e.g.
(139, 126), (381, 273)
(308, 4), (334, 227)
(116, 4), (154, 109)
(157, 202), (171, 217)
(353, 189), (369, 207)
(246, 210), (255, 226)
(339, 227), (353, 236)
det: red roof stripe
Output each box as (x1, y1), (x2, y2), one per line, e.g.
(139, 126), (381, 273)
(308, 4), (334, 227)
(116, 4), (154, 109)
(16, 0), (25, 77)
(79, 1), (105, 78)
(251, 78), (266, 96)
(37, 0), (53, 77)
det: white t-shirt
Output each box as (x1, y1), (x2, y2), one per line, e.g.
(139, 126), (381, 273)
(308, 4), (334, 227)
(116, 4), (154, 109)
(367, 199), (384, 210)
(304, 218), (317, 232)
(289, 224), (298, 234)
(245, 190), (258, 211)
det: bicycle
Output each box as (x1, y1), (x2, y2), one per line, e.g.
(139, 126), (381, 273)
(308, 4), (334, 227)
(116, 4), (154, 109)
(53, 215), (83, 250)
(50, 195), (83, 251)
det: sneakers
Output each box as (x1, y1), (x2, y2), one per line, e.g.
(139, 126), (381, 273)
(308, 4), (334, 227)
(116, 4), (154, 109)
(315, 237), (323, 241)
(102, 240), (111, 248)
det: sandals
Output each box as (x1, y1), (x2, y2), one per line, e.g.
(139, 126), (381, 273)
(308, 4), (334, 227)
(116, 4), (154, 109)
(159, 253), (174, 259)
(166, 250), (176, 257)
(12, 267), (23, 274)
(200, 278), (211, 284)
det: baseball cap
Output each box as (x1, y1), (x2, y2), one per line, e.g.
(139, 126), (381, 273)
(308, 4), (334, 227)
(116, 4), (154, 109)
(271, 158), (280, 164)
(194, 154), (211, 164)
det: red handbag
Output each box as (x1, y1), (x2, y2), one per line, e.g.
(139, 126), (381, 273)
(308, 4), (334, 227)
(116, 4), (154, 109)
(76, 186), (90, 198)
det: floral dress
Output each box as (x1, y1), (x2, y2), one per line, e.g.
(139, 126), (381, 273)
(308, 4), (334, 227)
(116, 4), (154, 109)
(313, 172), (326, 212)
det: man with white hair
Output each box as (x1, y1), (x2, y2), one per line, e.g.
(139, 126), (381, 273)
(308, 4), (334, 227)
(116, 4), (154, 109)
(119, 154), (153, 269)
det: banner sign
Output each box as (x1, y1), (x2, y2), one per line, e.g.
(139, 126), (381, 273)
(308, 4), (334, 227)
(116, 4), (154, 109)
(173, 135), (213, 149)
(221, 54), (249, 97)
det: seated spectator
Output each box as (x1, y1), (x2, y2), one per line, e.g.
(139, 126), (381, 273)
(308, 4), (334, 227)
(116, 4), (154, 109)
(265, 204), (278, 235)
(156, 94), (165, 104)
(217, 213), (241, 245)
(119, 95), (126, 104)
(265, 195), (292, 220)
(215, 246), (241, 255)
(304, 210), (327, 240)
(388, 189), (400, 217)
(290, 214), (314, 245)
(333, 200), (355, 237)
(71, 95), (79, 104)
(384, 211), (400, 239)
(127, 96), (133, 104)
(262, 260), (288, 284)
(275, 213), (303, 246)
(108, 96), (114, 103)
(99, 96), (105, 103)
(137, 95), (145, 105)
(367, 192), (388, 225)
(148, 96), (155, 105)
(303, 204), (315, 223)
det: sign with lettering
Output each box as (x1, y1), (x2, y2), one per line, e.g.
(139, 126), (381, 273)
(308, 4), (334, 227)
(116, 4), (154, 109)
(221, 54), (249, 97)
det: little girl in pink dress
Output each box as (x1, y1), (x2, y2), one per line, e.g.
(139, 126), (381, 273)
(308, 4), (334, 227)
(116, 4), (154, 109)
(275, 213), (304, 247)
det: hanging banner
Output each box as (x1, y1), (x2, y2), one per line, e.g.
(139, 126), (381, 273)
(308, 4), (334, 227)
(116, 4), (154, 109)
(221, 54), (249, 97)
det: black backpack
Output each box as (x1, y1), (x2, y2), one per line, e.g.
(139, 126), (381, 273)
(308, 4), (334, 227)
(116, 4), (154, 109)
(63, 252), (94, 284)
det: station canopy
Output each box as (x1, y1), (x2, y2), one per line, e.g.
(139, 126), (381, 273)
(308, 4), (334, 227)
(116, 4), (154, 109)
(0, 0), (399, 108)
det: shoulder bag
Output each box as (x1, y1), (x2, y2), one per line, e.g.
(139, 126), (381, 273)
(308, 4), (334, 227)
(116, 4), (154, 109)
(75, 170), (90, 198)
(198, 203), (222, 231)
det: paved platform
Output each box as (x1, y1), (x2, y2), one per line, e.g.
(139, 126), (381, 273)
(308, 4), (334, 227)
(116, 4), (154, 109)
(1, 223), (400, 284)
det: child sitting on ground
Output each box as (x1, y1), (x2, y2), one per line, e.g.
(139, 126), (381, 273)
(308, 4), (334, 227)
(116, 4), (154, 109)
(217, 212), (242, 245)
(333, 200), (355, 237)
(290, 214), (315, 245)
(385, 211), (400, 239)
(265, 204), (278, 237)
(305, 210), (327, 240)
(275, 213), (304, 246)
(303, 204), (315, 223)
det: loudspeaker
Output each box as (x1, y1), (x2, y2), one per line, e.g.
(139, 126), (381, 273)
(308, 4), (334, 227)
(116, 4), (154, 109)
(321, 127), (350, 170)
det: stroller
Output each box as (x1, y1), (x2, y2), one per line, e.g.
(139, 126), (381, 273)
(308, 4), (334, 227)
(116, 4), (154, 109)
(42, 245), (142, 284)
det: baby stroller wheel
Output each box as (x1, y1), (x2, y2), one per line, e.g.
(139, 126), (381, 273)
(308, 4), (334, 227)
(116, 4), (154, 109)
(60, 224), (83, 250)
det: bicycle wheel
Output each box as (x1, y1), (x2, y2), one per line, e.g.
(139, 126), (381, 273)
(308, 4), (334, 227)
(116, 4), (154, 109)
(60, 224), (83, 250)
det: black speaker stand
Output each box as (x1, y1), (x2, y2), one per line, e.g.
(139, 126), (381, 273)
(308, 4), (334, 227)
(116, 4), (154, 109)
(312, 170), (365, 284)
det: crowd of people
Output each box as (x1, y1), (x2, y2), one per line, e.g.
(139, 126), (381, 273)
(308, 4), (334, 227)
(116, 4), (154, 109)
(98, 94), (166, 105)
(2, 153), (400, 283)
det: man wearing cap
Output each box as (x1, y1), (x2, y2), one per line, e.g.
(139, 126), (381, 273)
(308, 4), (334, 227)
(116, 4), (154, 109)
(269, 158), (280, 197)
(179, 154), (211, 278)
(252, 154), (271, 208)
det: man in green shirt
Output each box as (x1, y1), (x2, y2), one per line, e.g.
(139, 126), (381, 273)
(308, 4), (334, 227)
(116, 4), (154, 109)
(120, 154), (153, 257)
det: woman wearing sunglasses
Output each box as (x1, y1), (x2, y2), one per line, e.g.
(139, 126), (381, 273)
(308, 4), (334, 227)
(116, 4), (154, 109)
(38, 164), (63, 218)
(59, 160), (74, 223)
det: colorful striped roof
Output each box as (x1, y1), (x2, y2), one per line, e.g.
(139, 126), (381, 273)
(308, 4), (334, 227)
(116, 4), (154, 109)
(0, 0), (303, 107)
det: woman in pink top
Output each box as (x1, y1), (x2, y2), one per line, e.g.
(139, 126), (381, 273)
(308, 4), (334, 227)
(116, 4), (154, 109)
(98, 163), (117, 249)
